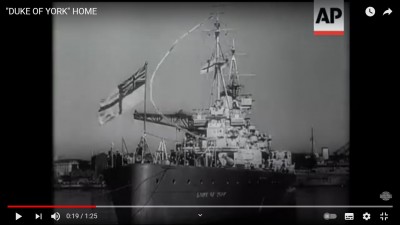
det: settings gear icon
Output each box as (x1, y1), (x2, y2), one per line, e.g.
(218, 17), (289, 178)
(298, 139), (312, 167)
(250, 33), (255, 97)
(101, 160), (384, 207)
(363, 212), (371, 221)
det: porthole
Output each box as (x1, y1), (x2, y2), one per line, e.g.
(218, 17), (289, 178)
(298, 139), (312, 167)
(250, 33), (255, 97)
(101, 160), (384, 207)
(187, 179), (191, 184)
(172, 179), (176, 184)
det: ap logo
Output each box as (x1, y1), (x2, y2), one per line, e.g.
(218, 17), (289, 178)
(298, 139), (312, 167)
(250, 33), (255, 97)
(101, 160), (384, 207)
(314, 0), (344, 35)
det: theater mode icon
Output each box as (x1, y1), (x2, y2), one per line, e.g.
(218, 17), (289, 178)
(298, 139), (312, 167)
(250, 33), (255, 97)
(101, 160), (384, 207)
(345, 213), (354, 220)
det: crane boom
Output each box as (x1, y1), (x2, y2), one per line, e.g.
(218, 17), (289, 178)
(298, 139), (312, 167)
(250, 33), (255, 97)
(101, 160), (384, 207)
(133, 110), (199, 132)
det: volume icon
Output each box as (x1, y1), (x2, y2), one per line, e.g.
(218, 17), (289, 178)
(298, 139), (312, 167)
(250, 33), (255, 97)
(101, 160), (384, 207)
(51, 212), (61, 221)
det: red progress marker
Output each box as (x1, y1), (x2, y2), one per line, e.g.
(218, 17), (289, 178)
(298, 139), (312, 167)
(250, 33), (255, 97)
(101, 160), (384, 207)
(8, 205), (96, 209)
(314, 31), (344, 36)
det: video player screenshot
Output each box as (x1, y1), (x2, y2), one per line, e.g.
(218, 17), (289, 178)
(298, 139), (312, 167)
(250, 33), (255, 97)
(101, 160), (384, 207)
(4, 1), (395, 224)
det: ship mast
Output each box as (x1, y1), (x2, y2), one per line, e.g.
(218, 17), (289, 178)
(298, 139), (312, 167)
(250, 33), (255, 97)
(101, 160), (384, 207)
(211, 14), (230, 107)
(215, 15), (221, 100)
(228, 39), (240, 99)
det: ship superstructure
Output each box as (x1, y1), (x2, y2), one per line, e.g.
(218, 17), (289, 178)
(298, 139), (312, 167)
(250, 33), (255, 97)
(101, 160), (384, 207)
(130, 15), (295, 172)
(103, 14), (297, 224)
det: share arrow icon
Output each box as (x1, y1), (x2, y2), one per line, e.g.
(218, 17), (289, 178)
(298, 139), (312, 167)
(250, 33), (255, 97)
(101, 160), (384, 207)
(383, 8), (392, 16)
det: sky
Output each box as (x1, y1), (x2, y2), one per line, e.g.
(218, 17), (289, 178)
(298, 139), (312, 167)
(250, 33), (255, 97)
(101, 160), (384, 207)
(54, 2), (349, 160)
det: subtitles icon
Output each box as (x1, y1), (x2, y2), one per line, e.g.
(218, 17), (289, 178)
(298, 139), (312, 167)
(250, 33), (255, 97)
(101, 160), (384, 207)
(345, 213), (354, 220)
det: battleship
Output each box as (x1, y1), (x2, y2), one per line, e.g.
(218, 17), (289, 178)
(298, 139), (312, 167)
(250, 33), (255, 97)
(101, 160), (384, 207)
(102, 14), (297, 224)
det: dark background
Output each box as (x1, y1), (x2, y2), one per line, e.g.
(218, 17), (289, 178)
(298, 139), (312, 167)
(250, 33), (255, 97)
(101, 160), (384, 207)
(3, 0), (396, 224)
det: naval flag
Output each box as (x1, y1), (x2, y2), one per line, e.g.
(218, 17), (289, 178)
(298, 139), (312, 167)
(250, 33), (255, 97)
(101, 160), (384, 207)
(98, 62), (147, 125)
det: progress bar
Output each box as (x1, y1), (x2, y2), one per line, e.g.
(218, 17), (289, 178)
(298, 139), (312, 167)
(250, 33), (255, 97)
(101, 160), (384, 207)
(96, 205), (393, 208)
(8, 205), (393, 209)
(8, 205), (96, 209)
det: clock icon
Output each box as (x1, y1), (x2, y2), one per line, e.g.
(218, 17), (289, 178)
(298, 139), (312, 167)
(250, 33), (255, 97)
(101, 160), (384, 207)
(365, 7), (375, 17)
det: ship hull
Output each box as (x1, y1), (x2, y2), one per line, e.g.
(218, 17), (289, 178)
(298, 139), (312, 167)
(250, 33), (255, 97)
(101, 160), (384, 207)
(104, 164), (296, 224)
(296, 172), (349, 187)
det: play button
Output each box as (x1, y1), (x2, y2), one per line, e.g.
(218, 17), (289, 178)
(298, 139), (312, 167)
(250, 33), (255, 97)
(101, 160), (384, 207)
(15, 212), (22, 220)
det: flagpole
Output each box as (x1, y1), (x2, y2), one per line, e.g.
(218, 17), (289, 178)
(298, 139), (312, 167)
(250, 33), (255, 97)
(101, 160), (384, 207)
(144, 62), (148, 134)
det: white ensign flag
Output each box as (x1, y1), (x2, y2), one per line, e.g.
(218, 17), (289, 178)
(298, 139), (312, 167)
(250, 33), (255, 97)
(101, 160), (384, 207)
(98, 62), (147, 125)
